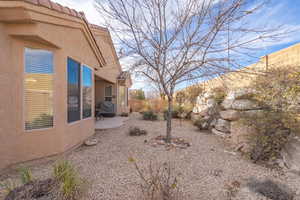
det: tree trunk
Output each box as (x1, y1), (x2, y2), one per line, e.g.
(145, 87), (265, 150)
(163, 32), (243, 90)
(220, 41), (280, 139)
(166, 98), (173, 143)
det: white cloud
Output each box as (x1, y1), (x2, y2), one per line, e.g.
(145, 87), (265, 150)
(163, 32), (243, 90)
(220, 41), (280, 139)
(51, 0), (104, 25)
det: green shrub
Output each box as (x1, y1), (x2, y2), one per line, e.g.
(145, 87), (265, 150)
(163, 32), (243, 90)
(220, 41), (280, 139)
(142, 111), (158, 121)
(18, 167), (33, 184)
(53, 160), (84, 200)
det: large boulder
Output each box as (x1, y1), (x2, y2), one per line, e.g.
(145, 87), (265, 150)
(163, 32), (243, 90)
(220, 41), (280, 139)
(226, 88), (255, 100)
(193, 94), (217, 115)
(231, 99), (261, 111)
(230, 120), (257, 152)
(240, 110), (265, 118)
(281, 137), (300, 173)
(220, 110), (240, 121)
(215, 118), (230, 133)
(221, 99), (234, 110)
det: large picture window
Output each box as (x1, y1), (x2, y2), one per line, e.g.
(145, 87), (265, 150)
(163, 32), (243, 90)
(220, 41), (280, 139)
(24, 48), (54, 130)
(82, 66), (92, 119)
(67, 58), (81, 123)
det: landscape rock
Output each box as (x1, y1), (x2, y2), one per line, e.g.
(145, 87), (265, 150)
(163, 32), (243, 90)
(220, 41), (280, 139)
(212, 128), (227, 138)
(215, 119), (230, 133)
(240, 110), (265, 118)
(231, 99), (261, 111)
(230, 120), (257, 152)
(84, 138), (98, 146)
(220, 110), (240, 121)
(221, 99), (234, 110)
(225, 88), (255, 100)
(281, 137), (300, 173)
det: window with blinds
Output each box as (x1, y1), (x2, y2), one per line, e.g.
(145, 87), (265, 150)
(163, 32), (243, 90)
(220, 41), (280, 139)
(67, 58), (81, 123)
(24, 48), (54, 130)
(82, 66), (92, 119)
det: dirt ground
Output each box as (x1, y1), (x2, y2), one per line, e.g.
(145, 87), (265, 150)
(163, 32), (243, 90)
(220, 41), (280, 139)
(1, 113), (300, 200)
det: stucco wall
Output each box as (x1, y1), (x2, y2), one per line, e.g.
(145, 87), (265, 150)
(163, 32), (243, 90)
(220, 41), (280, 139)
(0, 21), (97, 169)
(195, 43), (300, 91)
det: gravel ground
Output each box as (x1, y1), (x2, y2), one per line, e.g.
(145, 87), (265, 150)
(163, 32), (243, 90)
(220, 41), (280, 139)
(1, 113), (300, 200)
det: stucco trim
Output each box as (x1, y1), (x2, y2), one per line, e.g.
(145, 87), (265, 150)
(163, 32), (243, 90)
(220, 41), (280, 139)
(0, 0), (106, 68)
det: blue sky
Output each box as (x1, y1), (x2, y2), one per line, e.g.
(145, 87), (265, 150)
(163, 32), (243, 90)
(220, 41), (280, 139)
(53, 0), (300, 90)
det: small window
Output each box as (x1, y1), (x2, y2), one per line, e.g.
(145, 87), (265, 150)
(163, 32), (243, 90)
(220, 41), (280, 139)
(67, 58), (81, 123)
(24, 48), (54, 130)
(105, 85), (113, 101)
(82, 66), (92, 119)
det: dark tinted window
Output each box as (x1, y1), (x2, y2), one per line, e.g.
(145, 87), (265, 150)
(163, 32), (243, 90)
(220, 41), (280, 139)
(67, 58), (81, 123)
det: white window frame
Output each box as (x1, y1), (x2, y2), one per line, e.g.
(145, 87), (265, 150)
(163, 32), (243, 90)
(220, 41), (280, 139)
(104, 85), (113, 102)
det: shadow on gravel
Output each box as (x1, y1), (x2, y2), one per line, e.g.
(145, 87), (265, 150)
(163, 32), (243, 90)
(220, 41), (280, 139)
(247, 179), (294, 200)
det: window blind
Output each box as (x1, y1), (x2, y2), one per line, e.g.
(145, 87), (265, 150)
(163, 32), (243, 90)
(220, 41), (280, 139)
(24, 48), (54, 130)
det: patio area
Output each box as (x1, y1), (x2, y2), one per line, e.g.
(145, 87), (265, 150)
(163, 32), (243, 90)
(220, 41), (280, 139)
(95, 116), (129, 130)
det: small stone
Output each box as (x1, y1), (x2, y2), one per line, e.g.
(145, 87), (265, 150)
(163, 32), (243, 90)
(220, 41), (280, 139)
(212, 128), (227, 138)
(215, 119), (231, 133)
(84, 138), (98, 146)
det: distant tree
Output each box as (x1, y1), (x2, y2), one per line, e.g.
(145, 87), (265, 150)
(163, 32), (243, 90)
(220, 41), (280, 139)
(96, 0), (285, 143)
(130, 89), (146, 100)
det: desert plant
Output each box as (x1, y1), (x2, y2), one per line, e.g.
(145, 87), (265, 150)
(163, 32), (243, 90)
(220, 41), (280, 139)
(251, 66), (300, 133)
(247, 179), (294, 200)
(143, 111), (158, 121)
(18, 167), (33, 184)
(53, 160), (84, 200)
(128, 126), (147, 136)
(211, 87), (227, 104)
(0, 179), (17, 194)
(129, 158), (183, 200)
(239, 66), (300, 163)
(240, 111), (291, 163)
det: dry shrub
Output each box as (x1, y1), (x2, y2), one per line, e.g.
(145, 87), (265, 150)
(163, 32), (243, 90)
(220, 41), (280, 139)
(251, 66), (300, 133)
(182, 85), (204, 106)
(130, 99), (146, 112)
(241, 111), (291, 163)
(149, 99), (168, 113)
(211, 86), (227, 104)
(241, 66), (300, 163)
(247, 179), (294, 200)
(129, 159), (183, 200)
(129, 126), (148, 136)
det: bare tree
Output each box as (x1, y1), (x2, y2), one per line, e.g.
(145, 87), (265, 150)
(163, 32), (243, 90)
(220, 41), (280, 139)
(95, 0), (285, 143)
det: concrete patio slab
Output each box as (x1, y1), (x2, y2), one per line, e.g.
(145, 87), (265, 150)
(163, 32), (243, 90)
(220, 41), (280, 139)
(95, 117), (129, 130)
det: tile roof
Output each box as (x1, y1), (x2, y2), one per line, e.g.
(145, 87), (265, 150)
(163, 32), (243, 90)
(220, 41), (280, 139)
(20, 0), (86, 19)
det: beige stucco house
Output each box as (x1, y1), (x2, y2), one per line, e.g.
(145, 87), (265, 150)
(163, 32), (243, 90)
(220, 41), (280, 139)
(0, 0), (132, 170)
